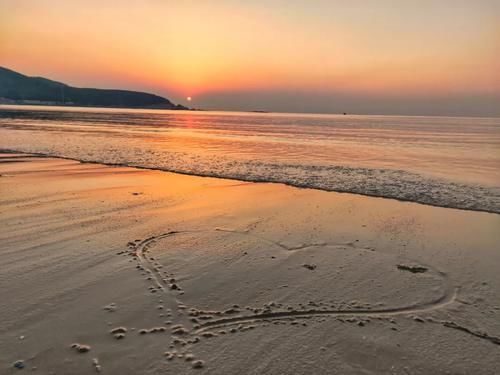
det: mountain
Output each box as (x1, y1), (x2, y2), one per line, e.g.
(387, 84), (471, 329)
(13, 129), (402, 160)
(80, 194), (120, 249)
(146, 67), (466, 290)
(0, 66), (187, 109)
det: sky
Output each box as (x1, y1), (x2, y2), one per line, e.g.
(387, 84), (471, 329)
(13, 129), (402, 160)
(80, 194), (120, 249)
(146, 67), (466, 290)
(1, 0), (499, 116)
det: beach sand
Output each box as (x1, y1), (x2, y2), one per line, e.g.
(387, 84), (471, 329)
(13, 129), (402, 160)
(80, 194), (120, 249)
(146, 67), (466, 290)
(1, 153), (499, 374)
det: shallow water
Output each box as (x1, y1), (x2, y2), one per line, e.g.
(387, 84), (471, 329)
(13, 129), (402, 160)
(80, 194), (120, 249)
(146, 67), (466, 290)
(1, 105), (499, 213)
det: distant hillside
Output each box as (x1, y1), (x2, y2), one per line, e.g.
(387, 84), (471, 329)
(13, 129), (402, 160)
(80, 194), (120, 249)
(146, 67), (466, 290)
(0, 66), (187, 109)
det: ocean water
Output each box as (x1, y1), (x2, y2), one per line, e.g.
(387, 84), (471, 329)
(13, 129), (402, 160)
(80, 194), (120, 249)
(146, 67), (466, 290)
(1, 105), (499, 213)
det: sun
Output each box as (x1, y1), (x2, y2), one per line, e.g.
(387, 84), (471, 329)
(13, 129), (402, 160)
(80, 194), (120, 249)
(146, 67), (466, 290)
(186, 96), (192, 102)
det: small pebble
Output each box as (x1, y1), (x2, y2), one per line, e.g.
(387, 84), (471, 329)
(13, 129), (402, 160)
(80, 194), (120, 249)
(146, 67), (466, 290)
(71, 343), (91, 353)
(13, 360), (25, 369)
(192, 360), (204, 369)
(78, 345), (91, 353)
(164, 352), (175, 360)
(302, 264), (317, 270)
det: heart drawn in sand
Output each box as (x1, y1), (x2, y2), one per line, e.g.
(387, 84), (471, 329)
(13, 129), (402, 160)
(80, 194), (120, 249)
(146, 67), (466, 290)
(131, 228), (455, 333)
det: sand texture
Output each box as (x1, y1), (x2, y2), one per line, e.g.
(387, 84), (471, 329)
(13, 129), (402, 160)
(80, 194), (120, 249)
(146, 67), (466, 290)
(1, 153), (499, 374)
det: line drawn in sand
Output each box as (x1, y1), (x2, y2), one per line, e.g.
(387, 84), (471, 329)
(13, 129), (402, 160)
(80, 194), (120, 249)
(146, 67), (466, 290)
(127, 228), (499, 369)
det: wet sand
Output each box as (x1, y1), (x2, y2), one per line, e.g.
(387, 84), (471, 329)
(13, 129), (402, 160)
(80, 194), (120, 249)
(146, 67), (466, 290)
(0, 153), (499, 374)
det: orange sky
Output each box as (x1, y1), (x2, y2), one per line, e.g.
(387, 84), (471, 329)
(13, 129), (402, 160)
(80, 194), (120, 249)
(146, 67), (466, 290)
(1, 0), (499, 115)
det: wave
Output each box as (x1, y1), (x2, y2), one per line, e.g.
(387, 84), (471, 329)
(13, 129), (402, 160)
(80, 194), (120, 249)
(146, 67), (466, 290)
(1, 107), (499, 214)
(2, 147), (499, 214)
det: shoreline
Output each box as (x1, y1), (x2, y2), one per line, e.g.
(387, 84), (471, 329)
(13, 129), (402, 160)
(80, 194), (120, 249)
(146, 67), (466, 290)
(1, 149), (498, 215)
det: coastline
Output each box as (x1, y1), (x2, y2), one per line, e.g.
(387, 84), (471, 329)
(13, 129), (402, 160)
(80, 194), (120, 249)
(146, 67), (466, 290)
(1, 147), (498, 215)
(1, 106), (498, 215)
(1, 153), (499, 374)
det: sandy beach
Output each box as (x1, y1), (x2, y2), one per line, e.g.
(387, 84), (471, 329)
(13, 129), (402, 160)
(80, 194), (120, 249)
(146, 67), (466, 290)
(1, 153), (499, 374)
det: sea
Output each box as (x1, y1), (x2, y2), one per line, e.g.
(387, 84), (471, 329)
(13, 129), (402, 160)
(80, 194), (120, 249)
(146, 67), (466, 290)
(1, 105), (499, 213)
